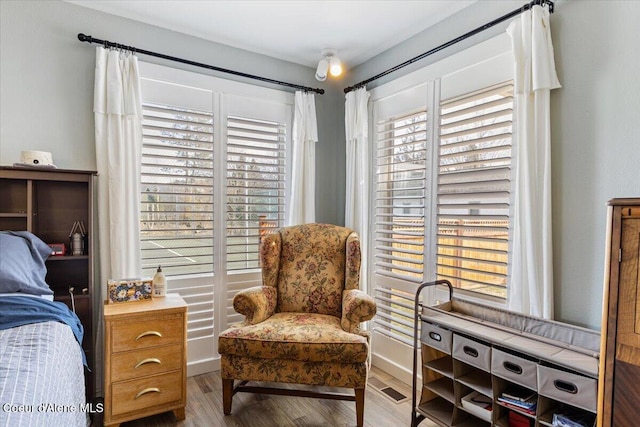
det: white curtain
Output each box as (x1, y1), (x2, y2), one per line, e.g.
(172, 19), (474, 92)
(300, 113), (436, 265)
(507, 5), (560, 319)
(345, 88), (370, 289)
(94, 46), (143, 287)
(288, 91), (318, 225)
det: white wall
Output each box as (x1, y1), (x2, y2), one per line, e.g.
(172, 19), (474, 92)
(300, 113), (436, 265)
(0, 0), (345, 225)
(346, 0), (640, 329)
(549, 0), (640, 329)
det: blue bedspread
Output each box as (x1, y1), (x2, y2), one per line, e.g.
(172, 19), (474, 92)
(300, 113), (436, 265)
(0, 296), (86, 366)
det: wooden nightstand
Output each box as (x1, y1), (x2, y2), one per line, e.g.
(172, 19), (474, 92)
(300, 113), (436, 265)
(103, 294), (187, 427)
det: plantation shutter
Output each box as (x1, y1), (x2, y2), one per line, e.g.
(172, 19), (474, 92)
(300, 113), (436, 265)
(226, 115), (286, 271)
(139, 77), (216, 372)
(372, 85), (429, 346)
(140, 102), (214, 277)
(374, 109), (428, 282)
(138, 64), (294, 373)
(436, 81), (513, 298)
(365, 35), (514, 377)
(374, 109), (428, 283)
(223, 96), (292, 329)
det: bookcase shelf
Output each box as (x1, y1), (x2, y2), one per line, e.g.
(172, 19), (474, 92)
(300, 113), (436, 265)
(0, 212), (28, 217)
(46, 254), (90, 261)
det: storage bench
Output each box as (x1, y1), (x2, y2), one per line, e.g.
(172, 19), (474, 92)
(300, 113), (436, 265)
(411, 280), (599, 427)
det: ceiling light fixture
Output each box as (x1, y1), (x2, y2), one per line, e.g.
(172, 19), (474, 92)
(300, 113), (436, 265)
(329, 55), (342, 77)
(315, 58), (329, 82)
(315, 48), (342, 81)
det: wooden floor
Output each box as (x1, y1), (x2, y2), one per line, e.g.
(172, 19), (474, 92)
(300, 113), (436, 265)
(106, 367), (436, 427)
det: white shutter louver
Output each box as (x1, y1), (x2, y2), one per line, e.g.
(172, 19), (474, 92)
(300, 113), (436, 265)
(374, 109), (428, 283)
(437, 81), (513, 298)
(373, 287), (416, 346)
(226, 115), (286, 271)
(373, 108), (428, 346)
(141, 102), (215, 277)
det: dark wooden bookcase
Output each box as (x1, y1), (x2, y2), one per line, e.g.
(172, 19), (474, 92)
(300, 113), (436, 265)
(0, 166), (97, 401)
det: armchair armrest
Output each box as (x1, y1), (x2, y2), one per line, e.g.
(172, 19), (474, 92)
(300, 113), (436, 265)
(233, 286), (277, 325)
(341, 289), (377, 334)
(345, 232), (362, 290)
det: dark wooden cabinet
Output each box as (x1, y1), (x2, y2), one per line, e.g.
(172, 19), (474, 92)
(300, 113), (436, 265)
(598, 198), (640, 427)
(0, 166), (97, 401)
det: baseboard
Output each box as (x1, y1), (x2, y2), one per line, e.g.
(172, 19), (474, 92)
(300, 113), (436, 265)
(187, 357), (219, 377)
(371, 353), (415, 386)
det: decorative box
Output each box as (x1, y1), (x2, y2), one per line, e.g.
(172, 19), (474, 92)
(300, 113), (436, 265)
(107, 278), (153, 303)
(508, 410), (533, 427)
(48, 243), (66, 256)
(461, 391), (492, 422)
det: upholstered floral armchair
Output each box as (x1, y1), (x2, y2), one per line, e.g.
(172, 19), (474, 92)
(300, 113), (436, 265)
(218, 223), (376, 427)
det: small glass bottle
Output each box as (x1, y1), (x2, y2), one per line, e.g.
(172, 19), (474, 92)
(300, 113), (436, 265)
(152, 265), (166, 297)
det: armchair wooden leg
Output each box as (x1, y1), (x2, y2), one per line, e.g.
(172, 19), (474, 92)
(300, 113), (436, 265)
(222, 378), (234, 415)
(355, 387), (365, 427)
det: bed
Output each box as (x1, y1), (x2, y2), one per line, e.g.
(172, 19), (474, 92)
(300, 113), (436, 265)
(0, 231), (88, 427)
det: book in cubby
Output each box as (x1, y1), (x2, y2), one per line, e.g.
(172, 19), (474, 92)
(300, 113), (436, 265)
(497, 384), (537, 415)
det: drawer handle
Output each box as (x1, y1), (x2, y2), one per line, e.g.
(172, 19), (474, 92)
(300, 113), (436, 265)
(429, 332), (442, 342)
(135, 331), (162, 341)
(463, 346), (479, 358)
(135, 387), (161, 399)
(554, 379), (578, 394)
(504, 361), (523, 374)
(134, 358), (162, 369)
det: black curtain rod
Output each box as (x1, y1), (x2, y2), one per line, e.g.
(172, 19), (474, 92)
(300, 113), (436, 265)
(77, 33), (325, 95)
(344, 0), (554, 93)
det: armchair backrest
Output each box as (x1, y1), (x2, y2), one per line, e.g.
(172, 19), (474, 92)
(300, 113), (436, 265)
(260, 223), (361, 317)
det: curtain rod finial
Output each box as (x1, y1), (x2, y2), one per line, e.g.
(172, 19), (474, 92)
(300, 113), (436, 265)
(78, 33), (90, 42)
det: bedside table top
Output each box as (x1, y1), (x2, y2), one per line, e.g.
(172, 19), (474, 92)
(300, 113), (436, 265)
(104, 293), (187, 318)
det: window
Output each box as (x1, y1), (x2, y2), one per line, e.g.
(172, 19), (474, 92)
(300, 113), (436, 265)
(367, 35), (514, 379)
(140, 102), (215, 277)
(436, 82), (513, 298)
(141, 103), (289, 277)
(371, 83), (514, 303)
(226, 115), (286, 271)
(373, 106), (428, 345)
(138, 63), (293, 374)
(375, 109), (427, 284)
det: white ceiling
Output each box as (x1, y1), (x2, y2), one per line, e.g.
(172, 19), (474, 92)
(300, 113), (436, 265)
(67, 0), (477, 69)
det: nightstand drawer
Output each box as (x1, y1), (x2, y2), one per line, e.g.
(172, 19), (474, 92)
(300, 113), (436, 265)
(111, 344), (183, 382)
(111, 370), (183, 416)
(111, 314), (184, 352)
